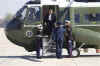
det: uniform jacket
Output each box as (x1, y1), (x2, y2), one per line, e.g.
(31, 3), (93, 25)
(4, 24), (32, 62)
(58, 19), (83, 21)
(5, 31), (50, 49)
(63, 26), (73, 40)
(52, 26), (66, 41)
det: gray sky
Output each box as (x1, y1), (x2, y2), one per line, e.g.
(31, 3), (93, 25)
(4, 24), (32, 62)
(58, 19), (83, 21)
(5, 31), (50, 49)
(0, 0), (29, 19)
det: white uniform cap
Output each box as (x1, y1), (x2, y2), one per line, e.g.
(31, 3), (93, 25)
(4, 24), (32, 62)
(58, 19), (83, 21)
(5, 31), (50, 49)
(65, 20), (70, 23)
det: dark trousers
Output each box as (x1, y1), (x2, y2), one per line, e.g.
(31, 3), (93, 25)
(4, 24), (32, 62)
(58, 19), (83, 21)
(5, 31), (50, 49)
(36, 49), (40, 58)
(56, 39), (63, 58)
(67, 40), (73, 56)
(36, 38), (42, 58)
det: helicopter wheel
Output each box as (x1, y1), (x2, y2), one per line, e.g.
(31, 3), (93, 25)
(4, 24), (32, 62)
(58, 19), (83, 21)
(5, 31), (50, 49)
(71, 48), (80, 57)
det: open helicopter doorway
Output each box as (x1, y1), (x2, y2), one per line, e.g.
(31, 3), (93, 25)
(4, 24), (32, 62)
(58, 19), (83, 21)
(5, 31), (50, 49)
(42, 5), (59, 35)
(41, 5), (59, 55)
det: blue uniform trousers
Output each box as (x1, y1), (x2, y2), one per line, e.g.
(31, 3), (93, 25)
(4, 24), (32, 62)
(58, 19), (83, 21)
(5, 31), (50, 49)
(52, 27), (65, 58)
(56, 39), (63, 58)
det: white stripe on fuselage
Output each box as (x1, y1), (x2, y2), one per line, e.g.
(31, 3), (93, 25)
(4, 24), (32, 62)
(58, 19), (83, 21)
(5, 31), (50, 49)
(76, 25), (100, 27)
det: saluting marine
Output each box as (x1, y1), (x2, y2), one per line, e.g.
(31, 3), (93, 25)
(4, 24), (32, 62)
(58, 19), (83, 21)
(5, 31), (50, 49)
(64, 20), (73, 57)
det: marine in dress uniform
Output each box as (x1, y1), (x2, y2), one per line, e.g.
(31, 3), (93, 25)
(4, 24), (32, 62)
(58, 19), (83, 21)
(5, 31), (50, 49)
(52, 22), (66, 58)
(64, 20), (73, 57)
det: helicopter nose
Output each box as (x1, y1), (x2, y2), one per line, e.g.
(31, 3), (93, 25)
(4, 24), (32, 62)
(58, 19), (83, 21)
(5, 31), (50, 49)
(6, 18), (22, 30)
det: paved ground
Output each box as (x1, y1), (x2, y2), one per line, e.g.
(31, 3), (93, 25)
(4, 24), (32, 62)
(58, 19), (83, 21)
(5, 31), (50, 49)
(0, 28), (100, 66)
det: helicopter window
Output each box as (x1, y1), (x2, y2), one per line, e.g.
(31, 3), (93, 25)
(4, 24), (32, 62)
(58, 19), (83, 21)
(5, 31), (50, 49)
(74, 14), (80, 23)
(27, 7), (40, 22)
(85, 13), (100, 21)
(16, 6), (27, 20)
(74, 0), (88, 2)
(74, 0), (100, 2)
(20, 8), (27, 20)
(26, 0), (40, 4)
(51, 0), (56, 1)
(88, 0), (100, 2)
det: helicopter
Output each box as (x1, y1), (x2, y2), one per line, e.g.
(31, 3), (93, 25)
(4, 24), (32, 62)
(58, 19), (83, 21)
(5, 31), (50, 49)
(5, 0), (100, 57)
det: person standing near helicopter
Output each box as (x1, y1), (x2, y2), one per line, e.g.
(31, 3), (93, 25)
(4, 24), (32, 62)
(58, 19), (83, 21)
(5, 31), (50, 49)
(64, 20), (73, 57)
(52, 22), (66, 58)
(43, 9), (56, 36)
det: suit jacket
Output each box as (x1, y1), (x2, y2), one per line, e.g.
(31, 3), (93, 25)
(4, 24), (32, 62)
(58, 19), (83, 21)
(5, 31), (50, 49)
(43, 13), (56, 27)
(43, 13), (56, 35)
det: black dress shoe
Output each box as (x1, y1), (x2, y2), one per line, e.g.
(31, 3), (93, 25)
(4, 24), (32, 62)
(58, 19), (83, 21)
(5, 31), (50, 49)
(67, 55), (72, 58)
(37, 56), (41, 59)
(57, 56), (63, 59)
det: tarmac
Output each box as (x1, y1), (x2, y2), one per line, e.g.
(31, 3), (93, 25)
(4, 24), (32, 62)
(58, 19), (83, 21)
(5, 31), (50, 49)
(0, 28), (100, 66)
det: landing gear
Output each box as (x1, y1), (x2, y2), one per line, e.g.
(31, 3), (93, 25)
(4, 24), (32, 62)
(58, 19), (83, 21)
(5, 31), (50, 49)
(71, 48), (80, 57)
(70, 42), (86, 57)
(68, 41), (80, 57)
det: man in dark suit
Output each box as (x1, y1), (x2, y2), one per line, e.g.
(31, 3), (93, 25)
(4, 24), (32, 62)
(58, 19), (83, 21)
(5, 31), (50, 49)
(43, 9), (56, 36)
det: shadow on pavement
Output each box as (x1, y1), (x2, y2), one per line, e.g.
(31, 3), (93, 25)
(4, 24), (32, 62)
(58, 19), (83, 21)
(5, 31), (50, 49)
(42, 55), (100, 58)
(0, 56), (42, 62)
(0, 55), (100, 61)
(80, 55), (100, 57)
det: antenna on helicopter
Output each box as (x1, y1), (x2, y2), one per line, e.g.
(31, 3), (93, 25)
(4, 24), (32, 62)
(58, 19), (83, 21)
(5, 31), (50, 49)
(58, 0), (74, 21)
(67, 0), (74, 7)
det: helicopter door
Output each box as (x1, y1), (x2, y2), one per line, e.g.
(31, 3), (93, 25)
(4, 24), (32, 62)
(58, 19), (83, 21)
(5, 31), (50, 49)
(42, 5), (59, 35)
(23, 6), (41, 38)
